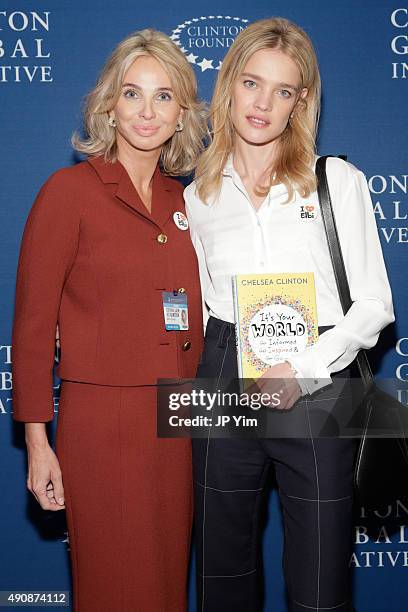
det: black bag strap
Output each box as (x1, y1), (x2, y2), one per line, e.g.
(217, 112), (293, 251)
(315, 155), (375, 391)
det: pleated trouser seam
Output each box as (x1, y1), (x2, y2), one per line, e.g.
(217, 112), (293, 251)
(201, 324), (232, 612)
(306, 397), (321, 611)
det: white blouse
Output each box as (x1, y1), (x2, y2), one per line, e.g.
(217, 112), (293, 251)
(184, 156), (395, 394)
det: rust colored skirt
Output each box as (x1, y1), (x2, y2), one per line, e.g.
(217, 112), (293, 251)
(55, 381), (193, 612)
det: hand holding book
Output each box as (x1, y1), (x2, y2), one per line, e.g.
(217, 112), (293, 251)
(246, 361), (302, 411)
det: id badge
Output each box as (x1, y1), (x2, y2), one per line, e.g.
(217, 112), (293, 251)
(162, 291), (189, 331)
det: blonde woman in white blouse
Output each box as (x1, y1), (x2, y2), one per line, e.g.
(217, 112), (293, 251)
(184, 17), (393, 612)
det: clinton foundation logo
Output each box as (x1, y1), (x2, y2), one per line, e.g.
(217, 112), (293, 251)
(170, 15), (249, 72)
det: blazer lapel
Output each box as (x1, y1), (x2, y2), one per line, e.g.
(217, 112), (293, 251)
(150, 170), (179, 230)
(115, 166), (154, 223)
(88, 156), (179, 229)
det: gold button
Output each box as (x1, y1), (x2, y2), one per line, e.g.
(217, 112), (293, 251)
(157, 233), (167, 244)
(178, 287), (186, 294)
(182, 341), (191, 351)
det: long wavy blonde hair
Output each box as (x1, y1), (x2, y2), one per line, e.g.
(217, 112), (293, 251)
(195, 17), (321, 202)
(73, 29), (207, 175)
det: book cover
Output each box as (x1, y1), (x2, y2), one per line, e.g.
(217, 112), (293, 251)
(232, 272), (319, 380)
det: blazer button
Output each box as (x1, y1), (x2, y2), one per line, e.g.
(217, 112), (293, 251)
(178, 287), (186, 293)
(157, 233), (168, 244)
(182, 341), (191, 351)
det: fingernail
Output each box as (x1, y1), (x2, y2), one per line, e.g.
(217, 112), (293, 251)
(58, 498), (64, 505)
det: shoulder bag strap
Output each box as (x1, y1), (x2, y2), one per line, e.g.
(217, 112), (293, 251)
(315, 155), (375, 391)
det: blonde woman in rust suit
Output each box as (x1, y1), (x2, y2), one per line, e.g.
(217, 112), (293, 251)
(12, 29), (206, 612)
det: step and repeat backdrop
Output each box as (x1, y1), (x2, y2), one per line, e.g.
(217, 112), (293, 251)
(1, 1), (407, 610)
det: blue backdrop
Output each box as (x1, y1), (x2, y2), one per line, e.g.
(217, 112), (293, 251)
(1, 1), (407, 610)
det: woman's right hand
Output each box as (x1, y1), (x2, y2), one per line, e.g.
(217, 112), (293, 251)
(26, 423), (65, 511)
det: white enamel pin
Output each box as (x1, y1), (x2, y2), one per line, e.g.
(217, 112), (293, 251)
(173, 211), (189, 230)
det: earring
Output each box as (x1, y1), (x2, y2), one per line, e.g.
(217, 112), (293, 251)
(108, 116), (116, 128)
(288, 112), (295, 127)
(175, 120), (184, 132)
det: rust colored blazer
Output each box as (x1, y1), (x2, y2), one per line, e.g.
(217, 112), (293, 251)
(12, 156), (203, 422)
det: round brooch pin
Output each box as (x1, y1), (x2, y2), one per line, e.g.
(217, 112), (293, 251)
(173, 211), (189, 230)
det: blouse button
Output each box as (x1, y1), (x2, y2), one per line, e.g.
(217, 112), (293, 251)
(178, 287), (186, 293)
(182, 341), (191, 351)
(157, 233), (168, 244)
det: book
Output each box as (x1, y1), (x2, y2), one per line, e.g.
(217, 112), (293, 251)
(232, 272), (319, 380)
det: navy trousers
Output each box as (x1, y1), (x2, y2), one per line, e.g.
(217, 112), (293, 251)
(192, 317), (357, 612)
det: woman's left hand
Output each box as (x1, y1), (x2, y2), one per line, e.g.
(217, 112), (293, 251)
(248, 361), (302, 411)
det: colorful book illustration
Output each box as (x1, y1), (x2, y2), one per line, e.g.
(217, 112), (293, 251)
(232, 272), (319, 380)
